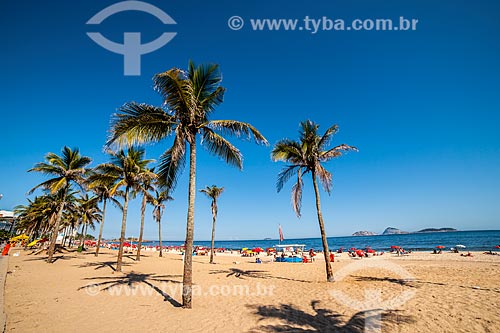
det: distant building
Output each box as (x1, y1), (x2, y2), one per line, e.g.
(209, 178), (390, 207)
(0, 210), (15, 231)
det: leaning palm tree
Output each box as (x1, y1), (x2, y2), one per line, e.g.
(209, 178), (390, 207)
(199, 185), (224, 264)
(93, 148), (153, 272)
(87, 170), (123, 256)
(107, 61), (268, 308)
(149, 187), (173, 257)
(28, 147), (91, 263)
(271, 120), (358, 281)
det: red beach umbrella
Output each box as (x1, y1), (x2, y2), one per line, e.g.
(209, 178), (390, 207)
(252, 247), (264, 253)
(436, 245), (445, 249)
(496, 245), (500, 249)
(391, 245), (400, 249)
(350, 247), (357, 251)
(123, 242), (131, 247)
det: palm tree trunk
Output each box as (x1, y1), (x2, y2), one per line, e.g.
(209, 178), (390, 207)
(312, 171), (334, 282)
(136, 194), (147, 261)
(182, 140), (196, 308)
(80, 223), (86, 250)
(209, 206), (217, 264)
(47, 199), (66, 263)
(158, 217), (163, 257)
(95, 199), (107, 256)
(116, 187), (130, 272)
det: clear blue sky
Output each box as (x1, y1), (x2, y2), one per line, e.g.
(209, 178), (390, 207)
(1, 0), (499, 241)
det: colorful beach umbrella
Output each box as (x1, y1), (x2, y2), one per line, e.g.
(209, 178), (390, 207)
(27, 239), (40, 247)
(436, 245), (445, 249)
(391, 245), (400, 249)
(9, 234), (29, 242)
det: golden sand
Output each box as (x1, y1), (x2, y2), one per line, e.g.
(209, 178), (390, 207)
(4, 248), (500, 332)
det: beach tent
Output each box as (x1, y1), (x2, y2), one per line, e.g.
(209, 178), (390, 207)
(274, 244), (306, 263)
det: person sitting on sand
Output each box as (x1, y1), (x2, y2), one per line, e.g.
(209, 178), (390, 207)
(460, 252), (473, 257)
(483, 250), (497, 255)
(255, 257), (262, 263)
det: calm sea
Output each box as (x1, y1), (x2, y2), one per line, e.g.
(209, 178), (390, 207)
(139, 230), (500, 252)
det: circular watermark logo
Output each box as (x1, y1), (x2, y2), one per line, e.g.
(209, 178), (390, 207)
(329, 259), (416, 333)
(228, 16), (244, 30)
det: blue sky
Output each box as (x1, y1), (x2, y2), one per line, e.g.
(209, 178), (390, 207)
(1, 0), (499, 241)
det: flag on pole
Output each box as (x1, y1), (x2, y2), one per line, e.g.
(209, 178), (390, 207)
(278, 224), (284, 242)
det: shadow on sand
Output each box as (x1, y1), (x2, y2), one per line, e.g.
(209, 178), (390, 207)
(78, 272), (183, 307)
(210, 268), (311, 283)
(248, 300), (414, 332)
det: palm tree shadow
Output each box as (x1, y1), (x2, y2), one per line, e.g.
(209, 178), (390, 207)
(75, 261), (131, 272)
(24, 255), (70, 263)
(352, 275), (419, 288)
(78, 271), (183, 307)
(210, 268), (311, 283)
(210, 268), (272, 279)
(248, 300), (414, 332)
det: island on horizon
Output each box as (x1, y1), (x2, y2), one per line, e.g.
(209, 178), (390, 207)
(352, 226), (458, 236)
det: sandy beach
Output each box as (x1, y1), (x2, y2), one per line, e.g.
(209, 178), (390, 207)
(2, 248), (499, 332)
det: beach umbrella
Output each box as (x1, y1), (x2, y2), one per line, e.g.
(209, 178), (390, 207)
(123, 242), (131, 247)
(27, 239), (40, 247)
(390, 245), (400, 249)
(436, 245), (445, 249)
(349, 247), (357, 251)
(252, 247), (264, 253)
(456, 245), (466, 249)
(496, 245), (500, 249)
(9, 234), (29, 242)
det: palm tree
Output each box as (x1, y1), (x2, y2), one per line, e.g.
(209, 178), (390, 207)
(149, 187), (173, 257)
(271, 120), (358, 281)
(135, 168), (156, 261)
(107, 61), (268, 308)
(28, 146), (91, 263)
(199, 185), (224, 264)
(75, 194), (102, 251)
(87, 171), (123, 256)
(94, 148), (153, 272)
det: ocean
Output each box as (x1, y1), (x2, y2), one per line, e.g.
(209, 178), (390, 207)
(137, 230), (500, 252)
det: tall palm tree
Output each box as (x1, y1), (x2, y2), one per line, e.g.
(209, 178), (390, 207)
(107, 61), (268, 308)
(135, 168), (156, 261)
(199, 185), (224, 264)
(94, 148), (153, 272)
(149, 187), (173, 257)
(28, 146), (91, 263)
(87, 171), (123, 256)
(271, 120), (357, 281)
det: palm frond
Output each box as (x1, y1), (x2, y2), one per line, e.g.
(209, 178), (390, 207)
(157, 138), (186, 189)
(271, 139), (303, 163)
(276, 165), (299, 193)
(321, 144), (359, 161)
(291, 170), (303, 218)
(201, 128), (242, 169)
(107, 102), (176, 149)
(207, 120), (268, 145)
(317, 124), (339, 151)
(315, 164), (333, 194)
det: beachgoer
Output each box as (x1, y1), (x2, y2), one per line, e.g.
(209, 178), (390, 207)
(309, 249), (316, 261)
(2, 242), (11, 256)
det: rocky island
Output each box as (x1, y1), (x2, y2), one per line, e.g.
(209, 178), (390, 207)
(352, 231), (378, 236)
